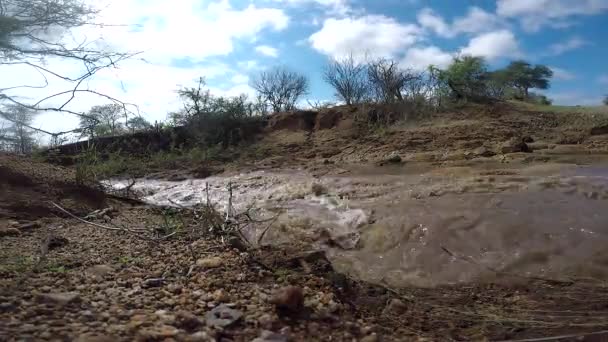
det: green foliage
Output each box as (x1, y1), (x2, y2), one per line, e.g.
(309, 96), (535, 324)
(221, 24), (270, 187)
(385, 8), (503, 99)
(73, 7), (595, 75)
(438, 56), (490, 102)
(504, 60), (553, 99)
(75, 144), (101, 185)
(127, 116), (152, 132)
(79, 104), (127, 139)
(172, 77), (265, 148)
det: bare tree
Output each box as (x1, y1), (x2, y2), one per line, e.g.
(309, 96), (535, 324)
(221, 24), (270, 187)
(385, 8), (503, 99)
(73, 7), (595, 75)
(323, 54), (369, 105)
(251, 66), (309, 112)
(0, 0), (138, 140)
(0, 104), (38, 153)
(79, 103), (125, 139)
(367, 58), (418, 103)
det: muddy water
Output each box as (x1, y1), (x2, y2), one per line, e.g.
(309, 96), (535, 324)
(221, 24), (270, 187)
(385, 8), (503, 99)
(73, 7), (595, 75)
(108, 162), (608, 288)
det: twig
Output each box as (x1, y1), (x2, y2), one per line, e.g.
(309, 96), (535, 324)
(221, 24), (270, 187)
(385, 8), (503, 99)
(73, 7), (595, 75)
(50, 202), (174, 241)
(257, 214), (280, 246)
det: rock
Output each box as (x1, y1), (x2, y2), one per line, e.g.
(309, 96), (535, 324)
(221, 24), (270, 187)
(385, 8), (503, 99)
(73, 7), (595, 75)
(473, 146), (496, 158)
(196, 257), (223, 269)
(0, 228), (21, 237)
(75, 334), (117, 342)
(85, 265), (114, 279)
(136, 325), (179, 341)
(142, 278), (164, 288)
(252, 330), (288, 342)
(361, 333), (379, 342)
(212, 289), (230, 303)
(47, 235), (69, 250)
(188, 331), (211, 341)
(311, 183), (327, 196)
(383, 298), (407, 315)
(269, 286), (304, 314)
(205, 304), (243, 329)
(522, 136), (534, 143)
(378, 152), (402, 165)
(0, 302), (16, 312)
(175, 311), (202, 331)
(37, 292), (81, 306)
(498, 138), (531, 154)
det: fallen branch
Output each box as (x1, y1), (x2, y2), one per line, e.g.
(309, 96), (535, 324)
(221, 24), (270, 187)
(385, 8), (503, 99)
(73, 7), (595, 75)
(50, 202), (175, 241)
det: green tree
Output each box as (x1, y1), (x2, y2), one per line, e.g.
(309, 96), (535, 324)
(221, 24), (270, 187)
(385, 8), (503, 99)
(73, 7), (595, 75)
(439, 56), (489, 101)
(127, 116), (152, 133)
(504, 60), (553, 99)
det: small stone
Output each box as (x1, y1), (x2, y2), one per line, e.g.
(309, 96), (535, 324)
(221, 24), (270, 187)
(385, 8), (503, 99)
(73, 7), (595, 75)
(212, 289), (229, 303)
(205, 304), (243, 328)
(48, 235), (69, 250)
(0, 302), (16, 312)
(75, 334), (116, 342)
(175, 311), (202, 331)
(361, 334), (379, 342)
(473, 146), (496, 157)
(383, 298), (407, 315)
(37, 292), (81, 306)
(252, 330), (288, 342)
(0, 228), (21, 237)
(85, 265), (114, 279)
(196, 257), (223, 269)
(269, 286), (304, 314)
(189, 331), (211, 341)
(142, 278), (164, 288)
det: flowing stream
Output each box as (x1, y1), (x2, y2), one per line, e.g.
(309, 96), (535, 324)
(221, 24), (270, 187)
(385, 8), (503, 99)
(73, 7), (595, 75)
(108, 162), (608, 287)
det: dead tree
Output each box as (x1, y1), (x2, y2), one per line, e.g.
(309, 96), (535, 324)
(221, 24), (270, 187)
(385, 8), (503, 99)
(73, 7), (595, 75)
(323, 54), (369, 105)
(0, 0), (139, 142)
(251, 66), (309, 113)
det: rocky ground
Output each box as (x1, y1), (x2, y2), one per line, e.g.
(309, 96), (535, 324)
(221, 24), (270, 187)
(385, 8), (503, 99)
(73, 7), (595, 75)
(3, 203), (608, 342)
(3, 102), (608, 341)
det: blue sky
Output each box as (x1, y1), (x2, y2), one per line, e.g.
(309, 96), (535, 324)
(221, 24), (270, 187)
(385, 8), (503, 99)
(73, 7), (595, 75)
(2, 0), (608, 134)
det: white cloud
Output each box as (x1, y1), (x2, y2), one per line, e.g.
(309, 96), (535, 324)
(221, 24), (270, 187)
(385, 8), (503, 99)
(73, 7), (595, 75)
(230, 74), (250, 84)
(273, 0), (351, 14)
(497, 0), (608, 31)
(460, 30), (521, 60)
(417, 7), (503, 38)
(238, 60), (262, 70)
(550, 67), (576, 80)
(417, 8), (451, 37)
(309, 15), (422, 60)
(401, 46), (453, 71)
(453, 7), (504, 34)
(255, 45), (279, 58)
(547, 37), (588, 56)
(2, 0), (290, 134)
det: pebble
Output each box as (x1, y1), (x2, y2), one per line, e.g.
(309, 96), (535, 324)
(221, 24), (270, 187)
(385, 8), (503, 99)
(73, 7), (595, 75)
(212, 289), (230, 303)
(269, 286), (304, 314)
(383, 298), (407, 315)
(196, 257), (223, 269)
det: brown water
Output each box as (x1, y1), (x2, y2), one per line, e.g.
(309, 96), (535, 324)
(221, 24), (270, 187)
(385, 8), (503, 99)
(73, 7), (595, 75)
(108, 162), (608, 288)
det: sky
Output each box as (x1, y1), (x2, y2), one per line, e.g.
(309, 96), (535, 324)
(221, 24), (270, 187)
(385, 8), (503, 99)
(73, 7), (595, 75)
(1, 0), (608, 135)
